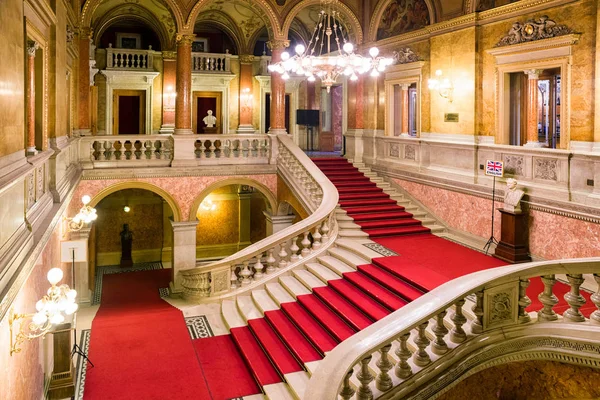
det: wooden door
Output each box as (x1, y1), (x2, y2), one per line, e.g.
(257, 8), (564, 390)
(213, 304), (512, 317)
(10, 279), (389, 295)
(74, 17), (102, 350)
(113, 89), (145, 134)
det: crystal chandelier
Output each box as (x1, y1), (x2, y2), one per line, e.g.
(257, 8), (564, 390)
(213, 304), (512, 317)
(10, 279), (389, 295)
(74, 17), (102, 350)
(67, 195), (98, 231)
(268, 0), (393, 92)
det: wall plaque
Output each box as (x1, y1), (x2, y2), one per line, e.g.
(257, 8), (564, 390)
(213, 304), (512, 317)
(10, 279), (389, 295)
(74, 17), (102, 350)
(444, 113), (459, 122)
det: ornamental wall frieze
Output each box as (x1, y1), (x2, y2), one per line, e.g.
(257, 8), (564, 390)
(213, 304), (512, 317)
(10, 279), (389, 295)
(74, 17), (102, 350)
(392, 47), (420, 64)
(495, 15), (573, 48)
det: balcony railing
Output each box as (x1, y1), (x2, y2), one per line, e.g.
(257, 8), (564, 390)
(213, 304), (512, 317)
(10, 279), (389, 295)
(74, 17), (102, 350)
(192, 51), (233, 73)
(106, 45), (155, 70)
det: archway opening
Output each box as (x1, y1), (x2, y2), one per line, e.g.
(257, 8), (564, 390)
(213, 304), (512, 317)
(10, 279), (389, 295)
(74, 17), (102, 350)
(98, 18), (162, 51)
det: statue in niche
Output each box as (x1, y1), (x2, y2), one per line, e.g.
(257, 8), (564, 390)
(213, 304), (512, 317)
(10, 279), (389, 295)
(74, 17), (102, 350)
(503, 178), (525, 213)
(203, 110), (217, 127)
(120, 223), (134, 267)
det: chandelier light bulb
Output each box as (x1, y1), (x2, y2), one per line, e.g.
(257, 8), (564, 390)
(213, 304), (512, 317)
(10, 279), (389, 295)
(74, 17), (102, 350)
(350, 74), (358, 81)
(282, 72), (290, 80)
(295, 44), (305, 55)
(36, 299), (45, 312)
(47, 268), (63, 286)
(66, 289), (77, 300)
(65, 302), (79, 315)
(50, 313), (65, 325)
(308, 75), (316, 82)
(32, 312), (48, 326)
(81, 195), (91, 205)
(436, 69), (443, 76)
(281, 51), (290, 61)
(370, 69), (380, 77)
(343, 42), (353, 53)
(123, 206), (131, 213)
(369, 47), (379, 57)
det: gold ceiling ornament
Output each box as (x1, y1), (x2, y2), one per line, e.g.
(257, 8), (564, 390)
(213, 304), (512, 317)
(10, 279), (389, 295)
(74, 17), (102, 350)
(495, 15), (573, 47)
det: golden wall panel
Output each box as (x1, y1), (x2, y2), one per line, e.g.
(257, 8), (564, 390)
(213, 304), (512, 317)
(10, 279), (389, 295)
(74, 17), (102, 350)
(196, 199), (240, 245)
(250, 194), (267, 243)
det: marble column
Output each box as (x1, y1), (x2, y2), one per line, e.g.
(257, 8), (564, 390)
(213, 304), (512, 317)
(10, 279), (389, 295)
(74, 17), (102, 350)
(237, 55), (256, 134)
(400, 84), (410, 136)
(263, 211), (295, 236)
(174, 34), (195, 135)
(524, 69), (544, 147)
(594, 0), (600, 153)
(26, 40), (39, 156)
(160, 51), (177, 134)
(267, 40), (289, 135)
(78, 28), (92, 136)
(69, 227), (92, 305)
(169, 219), (198, 294)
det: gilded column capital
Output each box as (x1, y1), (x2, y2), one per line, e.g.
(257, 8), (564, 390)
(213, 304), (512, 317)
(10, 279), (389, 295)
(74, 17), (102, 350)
(162, 51), (177, 60)
(27, 40), (39, 57)
(79, 27), (93, 40)
(239, 54), (255, 64)
(176, 33), (196, 46)
(266, 40), (289, 51)
(524, 69), (543, 79)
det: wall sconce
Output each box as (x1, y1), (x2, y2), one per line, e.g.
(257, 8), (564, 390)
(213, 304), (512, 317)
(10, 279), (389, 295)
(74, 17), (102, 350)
(66, 195), (98, 231)
(428, 69), (454, 103)
(9, 268), (78, 356)
(200, 198), (216, 211)
(240, 87), (252, 110)
(123, 206), (131, 213)
(163, 85), (176, 112)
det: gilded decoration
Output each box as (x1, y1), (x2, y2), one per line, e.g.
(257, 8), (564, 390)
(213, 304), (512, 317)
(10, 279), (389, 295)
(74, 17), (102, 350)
(176, 33), (196, 46)
(267, 39), (290, 50)
(495, 16), (573, 47)
(392, 47), (419, 64)
(26, 40), (39, 57)
(211, 269), (229, 293)
(239, 54), (255, 64)
(376, 0), (430, 40)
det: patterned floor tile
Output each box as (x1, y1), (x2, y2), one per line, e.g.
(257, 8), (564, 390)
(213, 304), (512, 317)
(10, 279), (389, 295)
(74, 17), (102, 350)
(185, 315), (214, 339)
(363, 243), (398, 257)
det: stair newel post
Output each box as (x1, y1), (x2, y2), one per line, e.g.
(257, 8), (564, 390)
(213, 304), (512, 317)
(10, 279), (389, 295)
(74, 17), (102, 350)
(450, 299), (467, 344)
(239, 261), (253, 285)
(395, 332), (412, 379)
(413, 322), (431, 367)
(253, 253), (264, 280)
(289, 237), (300, 261)
(266, 248), (277, 274)
(320, 218), (330, 242)
(471, 290), (484, 334)
(432, 310), (449, 355)
(301, 231), (312, 257)
(278, 241), (288, 269)
(518, 278), (532, 323)
(376, 343), (393, 392)
(312, 225), (322, 250)
(564, 274), (586, 322)
(230, 268), (239, 289)
(356, 355), (374, 400)
(591, 274), (600, 324)
(538, 275), (559, 321)
(339, 368), (356, 400)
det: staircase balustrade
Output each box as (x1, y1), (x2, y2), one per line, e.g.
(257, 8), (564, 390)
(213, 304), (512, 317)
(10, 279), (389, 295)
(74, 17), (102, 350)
(304, 258), (600, 400)
(193, 137), (270, 163)
(179, 134), (339, 300)
(192, 52), (233, 73)
(106, 46), (155, 70)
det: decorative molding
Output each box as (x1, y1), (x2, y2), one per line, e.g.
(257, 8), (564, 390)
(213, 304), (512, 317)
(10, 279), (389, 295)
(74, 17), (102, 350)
(66, 25), (74, 44)
(533, 158), (558, 181)
(176, 33), (196, 46)
(503, 155), (524, 176)
(392, 48), (420, 64)
(27, 40), (39, 57)
(266, 39), (290, 50)
(405, 145), (416, 160)
(390, 143), (400, 158)
(483, 282), (518, 330)
(495, 16), (573, 48)
(161, 51), (177, 60)
(239, 54), (255, 64)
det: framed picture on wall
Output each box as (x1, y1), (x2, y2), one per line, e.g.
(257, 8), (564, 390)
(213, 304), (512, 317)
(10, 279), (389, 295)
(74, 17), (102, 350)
(116, 33), (141, 49)
(192, 38), (208, 53)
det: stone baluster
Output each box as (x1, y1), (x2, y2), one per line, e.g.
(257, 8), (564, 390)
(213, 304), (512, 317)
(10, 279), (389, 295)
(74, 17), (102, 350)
(290, 237), (300, 261)
(197, 140), (206, 158)
(230, 269), (239, 290)
(104, 141), (114, 160)
(266, 248), (276, 274)
(321, 219), (330, 242)
(591, 274), (600, 324)
(356, 355), (374, 400)
(144, 141), (152, 159)
(253, 254), (264, 280)
(376, 344), (393, 392)
(312, 226), (322, 250)
(339, 368), (356, 400)
(278, 243), (288, 269)
(471, 290), (484, 334)
(208, 140), (216, 158)
(239, 261), (253, 285)
(432, 310), (449, 355)
(90, 142), (97, 160)
(564, 274), (586, 322)
(450, 299), (467, 343)
(413, 322), (431, 366)
(395, 332), (412, 379)
(518, 278), (532, 323)
(301, 232), (311, 257)
(538, 275), (559, 321)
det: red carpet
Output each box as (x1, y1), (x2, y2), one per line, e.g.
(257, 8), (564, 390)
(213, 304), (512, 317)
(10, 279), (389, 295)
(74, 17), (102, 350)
(84, 269), (212, 400)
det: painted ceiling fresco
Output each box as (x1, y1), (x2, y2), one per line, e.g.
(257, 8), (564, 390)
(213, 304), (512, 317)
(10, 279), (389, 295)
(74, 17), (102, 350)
(376, 0), (430, 40)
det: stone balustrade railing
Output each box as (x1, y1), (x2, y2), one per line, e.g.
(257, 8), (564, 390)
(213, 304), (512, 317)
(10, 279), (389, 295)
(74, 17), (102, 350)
(179, 134), (339, 300)
(304, 258), (600, 400)
(192, 51), (233, 73)
(79, 135), (173, 169)
(106, 46), (155, 70)
(194, 136), (270, 164)
(258, 54), (272, 76)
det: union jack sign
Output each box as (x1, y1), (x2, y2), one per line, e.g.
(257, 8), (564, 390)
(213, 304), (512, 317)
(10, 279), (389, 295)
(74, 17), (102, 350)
(485, 160), (504, 177)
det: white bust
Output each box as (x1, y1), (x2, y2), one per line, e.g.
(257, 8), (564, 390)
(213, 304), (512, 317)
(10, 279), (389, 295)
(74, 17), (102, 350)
(203, 110), (217, 128)
(504, 178), (525, 213)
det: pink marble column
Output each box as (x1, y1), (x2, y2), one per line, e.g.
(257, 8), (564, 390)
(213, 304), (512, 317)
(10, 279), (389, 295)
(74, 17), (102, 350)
(26, 40), (39, 155)
(524, 69), (544, 147)
(237, 55), (255, 134)
(175, 34), (195, 135)
(401, 84), (410, 136)
(78, 28), (92, 135)
(160, 51), (177, 133)
(268, 40), (289, 134)
(347, 76), (365, 130)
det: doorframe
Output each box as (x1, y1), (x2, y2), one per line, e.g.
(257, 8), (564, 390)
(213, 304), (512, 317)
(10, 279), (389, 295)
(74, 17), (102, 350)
(113, 89), (146, 134)
(192, 91), (222, 134)
(103, 70), (159, 135)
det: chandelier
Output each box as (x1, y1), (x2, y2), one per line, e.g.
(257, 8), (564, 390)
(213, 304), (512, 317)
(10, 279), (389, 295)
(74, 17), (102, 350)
(67, 195), (98, 231)
(268, 0), (393, 92)
(428, 69), (454, 103)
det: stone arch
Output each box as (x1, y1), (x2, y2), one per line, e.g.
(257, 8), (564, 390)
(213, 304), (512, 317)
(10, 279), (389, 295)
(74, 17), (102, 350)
(282, 0), (364, 45)
(185, 0), (282, 38)
(80, 0), (185, 36)
(188, 178), (277, 221)
(89, 181), (182, 222)
(368, 0), (437, 42)
(194, 10), (245, 54)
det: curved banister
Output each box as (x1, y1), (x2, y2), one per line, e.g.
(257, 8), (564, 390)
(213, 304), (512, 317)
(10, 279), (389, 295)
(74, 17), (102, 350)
(304, 258), (600, 400)
(179, 133), (339, 299)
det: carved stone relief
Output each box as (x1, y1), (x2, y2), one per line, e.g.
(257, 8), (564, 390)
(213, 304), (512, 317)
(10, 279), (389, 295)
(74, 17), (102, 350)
(483, 282), (518, 330)
(503, 155), (524, 176)
(390, 144), (400, 158)
(392, 48), (419, 64)
(36, 166), (44, 201)
(534, 158), (558, 181)
(27, 173), (35, 209)
(495, 16), (573, 48)
(404, 145), (416, 160)
(489, 292), (512, 324)
(211, 269), (230, 293)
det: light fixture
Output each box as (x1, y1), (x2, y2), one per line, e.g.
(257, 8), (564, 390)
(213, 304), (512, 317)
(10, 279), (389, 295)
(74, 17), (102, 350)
(267, 0), (393, 92)
(428, 69), (454, 103)
(200, 198), (216, 211)
(66, 195), (98, 231)
(123, 206), (131, 213)
(9, 268), (78, 356)
(163, 85), (176, 112)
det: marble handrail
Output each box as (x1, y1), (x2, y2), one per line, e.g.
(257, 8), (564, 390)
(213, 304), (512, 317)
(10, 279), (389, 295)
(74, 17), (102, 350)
(192, 52), (233, 73)
(106, 47), (154, 70)
(304, 258), (600, 400)
(179, 133), (340, 299)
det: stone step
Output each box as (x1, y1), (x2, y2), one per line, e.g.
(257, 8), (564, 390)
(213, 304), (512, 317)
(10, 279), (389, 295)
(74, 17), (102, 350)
(305, 262), (343, 283)
(328, 247), (370, 267)
(222, 299), (246, 329)
(334, 238), (382, 261)
(265, 282), (295, 305)
(305, 360), (321, 377)
(236, 295), (263, 322)
(293, 269), (327, 290)
(285, 371), (310, 400)
(316, 255), (355, 275)
(251, 289), (279, 313)
(338, 230), (370, 239)
(263, 383), (296, 400)
(279, 276), (312, 299)
(338, 221), (363, 230)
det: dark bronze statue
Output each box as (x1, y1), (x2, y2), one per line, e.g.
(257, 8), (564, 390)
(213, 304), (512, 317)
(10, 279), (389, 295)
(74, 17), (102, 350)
(120, 223), (133, 267)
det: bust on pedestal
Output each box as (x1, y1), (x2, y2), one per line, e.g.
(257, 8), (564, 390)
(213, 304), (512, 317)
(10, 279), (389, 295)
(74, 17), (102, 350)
(494, 179), (532, 263)
(203, 110), (218, 134)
